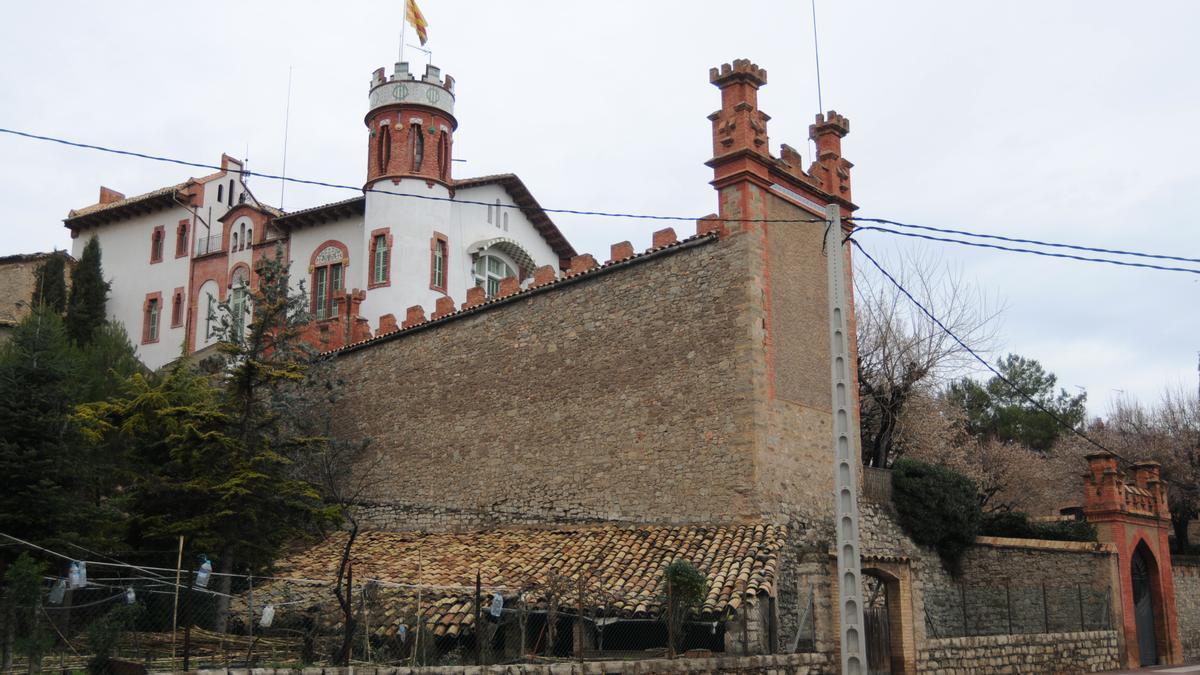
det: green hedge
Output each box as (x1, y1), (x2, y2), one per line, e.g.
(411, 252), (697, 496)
(891, 458), (981, 574)
(979, 511), (1097, 542)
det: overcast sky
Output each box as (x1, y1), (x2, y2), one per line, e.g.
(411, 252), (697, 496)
(2, 1), (1197, 416)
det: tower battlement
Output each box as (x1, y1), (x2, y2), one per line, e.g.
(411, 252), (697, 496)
(368, 61), (456, 118)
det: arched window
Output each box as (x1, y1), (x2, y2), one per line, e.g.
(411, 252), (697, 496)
(411, 123), (424, 172)
(378, 124), (392, 172)
(229, 267), (250, 340)
(217, 184), (224, 203)
(171, 289), (184, 327)
(232, 231), (239, 251)
(312, 244), (345, 320)
(176, 222), (189, 257)
(246, 227), (253, 247)
(150, 226), (164, 263)
(437, 131), (449, 180)
(473, 252), (516, 297)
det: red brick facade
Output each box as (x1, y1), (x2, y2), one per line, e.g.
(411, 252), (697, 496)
(1083, 452), (1183, 667)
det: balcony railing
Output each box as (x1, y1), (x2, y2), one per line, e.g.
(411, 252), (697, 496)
(195, 234), (224, 257)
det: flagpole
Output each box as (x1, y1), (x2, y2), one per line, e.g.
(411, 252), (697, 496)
(400, 1), (408, 64)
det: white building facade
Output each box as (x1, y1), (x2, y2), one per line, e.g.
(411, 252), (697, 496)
(65, 61), (575, 369)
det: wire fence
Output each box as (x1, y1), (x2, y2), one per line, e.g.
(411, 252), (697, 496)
(922, 582), (1113, 639)
(0, 547), (800, 672)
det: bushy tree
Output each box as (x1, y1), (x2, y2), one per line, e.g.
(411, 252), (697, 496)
(65, 237), (109, 346)
(892, 458), (981, 574)
(0, 309), (84, 550)
(661, 560), (707, 655)
(30, 254), (67, 314)
(945, 353), (1086, 452)
(2, 554), (53, 673)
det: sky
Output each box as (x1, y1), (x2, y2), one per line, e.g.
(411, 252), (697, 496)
(1, 1), (1197, 417)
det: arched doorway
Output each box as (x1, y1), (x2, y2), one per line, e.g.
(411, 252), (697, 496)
(861, 567), (912, 675)
(1132, 542), (1159, 666)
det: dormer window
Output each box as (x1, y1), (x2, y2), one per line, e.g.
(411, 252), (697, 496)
(473, 253), (515, 297)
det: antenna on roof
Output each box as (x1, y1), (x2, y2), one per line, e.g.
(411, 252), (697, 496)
(279, 66), (294, 210)
(809, 0), (824, 161)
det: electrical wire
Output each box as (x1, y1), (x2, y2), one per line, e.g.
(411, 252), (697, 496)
(849, 238), (1131, 464)
(853, 226), (1200, 276)
(850, 216), (1200, 266)
(0, 127), (827, 225)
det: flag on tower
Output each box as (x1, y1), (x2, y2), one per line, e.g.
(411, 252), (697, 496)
(406, 0), (429, 45)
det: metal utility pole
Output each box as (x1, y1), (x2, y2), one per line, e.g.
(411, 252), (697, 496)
(825, 203), (865, 675)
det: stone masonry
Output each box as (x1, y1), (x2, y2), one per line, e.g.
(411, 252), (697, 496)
(915, 631), (1119, 674)
(1172, 556), (1200, 662)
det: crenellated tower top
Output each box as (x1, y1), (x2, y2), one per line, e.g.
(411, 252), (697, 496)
(365, 62), (458, 189)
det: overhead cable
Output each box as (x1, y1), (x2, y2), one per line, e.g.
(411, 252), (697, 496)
(849, 238), (1131, 464)
(0, 127), (826, 225)
(853, 226), (1200, 276)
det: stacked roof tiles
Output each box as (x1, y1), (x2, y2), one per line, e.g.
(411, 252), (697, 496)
(235, 523), (786, 640)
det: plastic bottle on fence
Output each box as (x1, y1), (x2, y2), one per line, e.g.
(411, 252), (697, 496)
(259, 604), (275, 628)
(68, 562), (82, 589)
(125, 588), (136, 604)
(195, 557), (212, 588)
(49, 579), (66, 604)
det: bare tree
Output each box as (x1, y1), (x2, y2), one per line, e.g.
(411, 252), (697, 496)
(855, 249), (1003, 467)
(1102, 388), (1200, 551)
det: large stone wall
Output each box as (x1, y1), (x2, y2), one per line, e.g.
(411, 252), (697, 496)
(1172, 556), (1200, 662)
(333, 233), (777, 531)
(916, 631), (1119, 674)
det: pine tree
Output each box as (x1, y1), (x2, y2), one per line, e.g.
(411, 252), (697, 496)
(30, 254), (67, 314)
(0, 309), (82, 550)
(65, 237), (109, 346)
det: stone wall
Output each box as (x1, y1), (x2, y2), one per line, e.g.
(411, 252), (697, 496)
(179, 653), (833, 675)
(916, 630), (1119, 674)
(332, 233), (772, 531)
(1172, 555), (1200, 662)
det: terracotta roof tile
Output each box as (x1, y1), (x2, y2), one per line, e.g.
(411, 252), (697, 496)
(235, 523), (784, 639)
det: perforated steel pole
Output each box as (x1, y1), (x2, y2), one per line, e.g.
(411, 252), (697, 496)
(826, 203), (865, 675)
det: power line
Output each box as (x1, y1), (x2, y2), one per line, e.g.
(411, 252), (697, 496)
(851, 216), (1200, 266)
(853, 226), (1200, 276)
(849, 238), (1131, 464)
(0, 127), (826, 225)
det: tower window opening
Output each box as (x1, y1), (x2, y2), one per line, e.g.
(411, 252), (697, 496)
(373, 234), (390, 285)
(378, 124), (392, 173)
(217, 184), (224, 203)
(411, 124), (424, 172)
(438, 131), (449, 180)
(228, 179), (235, 206)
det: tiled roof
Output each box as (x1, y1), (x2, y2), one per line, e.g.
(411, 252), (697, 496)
(66, 183), (187, 220)
(235, 522), (785, 639)
(271, 196), (365, 229)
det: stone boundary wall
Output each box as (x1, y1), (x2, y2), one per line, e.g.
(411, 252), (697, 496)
(175, 653), (833, 675)
(1173, 555), (1200, 662)
(916, 630), (1119, 674)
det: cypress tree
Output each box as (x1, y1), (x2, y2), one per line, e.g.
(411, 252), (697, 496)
(30, 253), (67, 314)
(65, 237), (110, 346)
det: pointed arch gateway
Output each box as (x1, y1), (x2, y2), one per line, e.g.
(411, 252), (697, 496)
(1131, 540), (1161, 666)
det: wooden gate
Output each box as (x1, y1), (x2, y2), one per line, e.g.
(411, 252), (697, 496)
(865, 605), (892, 675)
(1132, 548), (1158, 666)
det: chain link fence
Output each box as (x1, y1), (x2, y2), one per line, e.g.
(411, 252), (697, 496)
(0, 555), (795, 671)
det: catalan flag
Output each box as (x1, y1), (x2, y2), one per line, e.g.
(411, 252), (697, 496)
(406, 0), (429, 45)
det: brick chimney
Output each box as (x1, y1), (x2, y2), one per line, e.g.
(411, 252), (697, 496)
(99, 186), (125, 205)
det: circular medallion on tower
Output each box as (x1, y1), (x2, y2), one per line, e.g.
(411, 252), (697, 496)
(368, 62), (455, 118)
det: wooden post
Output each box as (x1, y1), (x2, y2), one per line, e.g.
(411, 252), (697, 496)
(1005, 583), (1013, 635)
(182, 570), (196, 671)
(1041, 582), (1050, 633)
(577, 576), (585, 664)
(170, 536), (184, 664)
(474, 570), (482, 666)
(960, 584), (969, 637)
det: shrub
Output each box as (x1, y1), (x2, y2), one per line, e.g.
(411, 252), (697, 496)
(891, 458), (982, 574)
(661, 560), (707, 655)
(980, 511), (1097, 542)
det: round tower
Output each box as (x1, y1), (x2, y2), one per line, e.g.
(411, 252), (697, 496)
(359, 61), (459, 331)
(365, 62), (457, 189)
